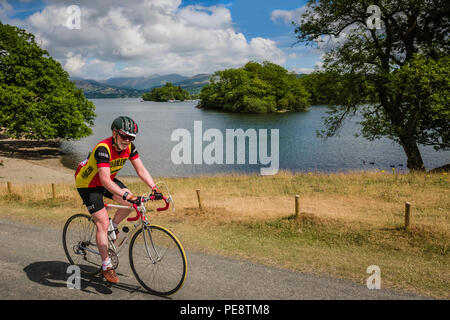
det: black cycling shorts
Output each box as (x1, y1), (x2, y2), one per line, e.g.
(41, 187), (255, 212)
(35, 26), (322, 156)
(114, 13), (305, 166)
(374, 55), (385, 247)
(77, 178), (128, 214)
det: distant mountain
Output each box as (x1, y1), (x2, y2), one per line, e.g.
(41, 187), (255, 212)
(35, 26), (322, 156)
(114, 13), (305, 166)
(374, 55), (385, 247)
(72, 73), (212, 98)
(72, 79), (146, 98)
(157, 74), (211, 95)
(102, 74), (190, 90)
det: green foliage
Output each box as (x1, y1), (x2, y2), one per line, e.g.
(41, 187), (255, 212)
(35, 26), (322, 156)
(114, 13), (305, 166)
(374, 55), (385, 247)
(298, 72), (376, 106)
(361, 54), (450, 150)
(199, 61), (310, 113)
(293, 0), (449, 170)
(142, 82), (191, 102)
(0, 22), (96, 140)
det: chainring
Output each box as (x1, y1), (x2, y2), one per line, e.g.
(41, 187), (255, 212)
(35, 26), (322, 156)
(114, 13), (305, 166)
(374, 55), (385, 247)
(108, 249), (119, 269)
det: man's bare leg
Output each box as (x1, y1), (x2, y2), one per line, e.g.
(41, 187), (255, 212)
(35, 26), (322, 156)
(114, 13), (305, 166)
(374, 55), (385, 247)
(91, 207), (110, 262)
(92, 207), (120, 283)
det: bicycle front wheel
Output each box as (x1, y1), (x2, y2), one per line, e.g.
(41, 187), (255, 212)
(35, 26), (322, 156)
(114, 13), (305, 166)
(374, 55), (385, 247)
(62, 213), (101, 275)
(129, 225), (187, 296)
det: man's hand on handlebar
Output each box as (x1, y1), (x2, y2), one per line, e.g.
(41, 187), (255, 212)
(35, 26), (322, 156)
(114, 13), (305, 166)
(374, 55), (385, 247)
(122, 186), (165, 207)
(128, 196), (142, 206)
(151, 186), (164, 200)
(123, 191), (141, 205)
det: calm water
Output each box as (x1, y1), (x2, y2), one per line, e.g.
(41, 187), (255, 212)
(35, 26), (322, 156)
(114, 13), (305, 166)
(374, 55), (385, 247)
(61, 98), (450, 177)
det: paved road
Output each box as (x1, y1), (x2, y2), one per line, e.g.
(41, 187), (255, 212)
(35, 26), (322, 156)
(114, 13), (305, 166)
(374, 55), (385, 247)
(0, 218), (430, 300)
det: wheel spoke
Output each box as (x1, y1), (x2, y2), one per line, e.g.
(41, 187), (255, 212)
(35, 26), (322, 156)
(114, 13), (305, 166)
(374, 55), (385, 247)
(63, 214), (102, 275)
(129, 226), (187, 295)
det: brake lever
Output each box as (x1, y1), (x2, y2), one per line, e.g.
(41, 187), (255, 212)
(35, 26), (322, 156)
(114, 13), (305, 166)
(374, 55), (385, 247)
(167, 195), (175, 211)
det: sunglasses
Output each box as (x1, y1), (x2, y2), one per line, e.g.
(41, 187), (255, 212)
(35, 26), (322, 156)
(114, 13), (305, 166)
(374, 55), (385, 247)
(117, 130), (135, 141)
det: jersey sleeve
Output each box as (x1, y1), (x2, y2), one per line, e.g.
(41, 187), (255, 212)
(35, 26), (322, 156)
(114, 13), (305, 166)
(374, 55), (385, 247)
(94, 146), (111, 167)
(130, 142), (139, 160)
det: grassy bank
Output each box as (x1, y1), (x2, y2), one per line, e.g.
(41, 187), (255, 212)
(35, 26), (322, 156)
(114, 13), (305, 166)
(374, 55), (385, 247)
(0, 170), (448, 298)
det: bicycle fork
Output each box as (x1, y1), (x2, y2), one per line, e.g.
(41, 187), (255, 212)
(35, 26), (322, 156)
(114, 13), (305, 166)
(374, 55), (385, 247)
(142, 224), (162, 264)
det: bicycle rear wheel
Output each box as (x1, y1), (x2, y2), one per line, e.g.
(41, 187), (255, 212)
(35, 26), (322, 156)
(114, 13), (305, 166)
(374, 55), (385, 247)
(62, 213), (102, 275)
(129, 225), (187, 296)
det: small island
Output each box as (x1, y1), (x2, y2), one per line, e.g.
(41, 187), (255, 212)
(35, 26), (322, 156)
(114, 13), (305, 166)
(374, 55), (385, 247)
(142, 82), (191, 102)
(198, 61), (310, 113)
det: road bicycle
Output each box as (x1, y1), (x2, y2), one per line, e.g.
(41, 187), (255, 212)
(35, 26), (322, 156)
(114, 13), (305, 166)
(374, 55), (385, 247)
(62, 182), (187, 296)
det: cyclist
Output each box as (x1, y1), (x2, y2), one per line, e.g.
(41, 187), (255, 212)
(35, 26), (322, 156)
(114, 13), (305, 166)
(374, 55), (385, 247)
(75, 116), (158, 284)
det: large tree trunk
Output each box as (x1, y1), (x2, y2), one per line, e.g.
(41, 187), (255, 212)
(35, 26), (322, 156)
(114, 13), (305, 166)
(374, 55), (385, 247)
(379, 81), (426, 172)
(398, 135), (425, 171)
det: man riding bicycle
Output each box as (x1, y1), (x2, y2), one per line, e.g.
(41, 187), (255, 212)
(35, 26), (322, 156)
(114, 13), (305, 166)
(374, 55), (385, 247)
(75, 116), (158, 284)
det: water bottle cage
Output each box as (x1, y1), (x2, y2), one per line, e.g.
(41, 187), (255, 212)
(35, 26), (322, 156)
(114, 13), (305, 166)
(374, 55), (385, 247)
(108, 227), (118, 240)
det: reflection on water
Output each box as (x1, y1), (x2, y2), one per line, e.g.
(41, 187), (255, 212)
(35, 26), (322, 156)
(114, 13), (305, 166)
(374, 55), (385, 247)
(61, 98), (450, 177)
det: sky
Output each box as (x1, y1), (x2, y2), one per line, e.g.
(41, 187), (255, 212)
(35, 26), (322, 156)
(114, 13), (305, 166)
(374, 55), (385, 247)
(0, 0), (324, 80)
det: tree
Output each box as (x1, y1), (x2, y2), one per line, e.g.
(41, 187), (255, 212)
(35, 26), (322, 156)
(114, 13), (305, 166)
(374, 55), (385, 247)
(0, 22), (96, 140)
(294, 0), (449, 171)
(142, 82), (191, 102)
(199, 61), (310, 113)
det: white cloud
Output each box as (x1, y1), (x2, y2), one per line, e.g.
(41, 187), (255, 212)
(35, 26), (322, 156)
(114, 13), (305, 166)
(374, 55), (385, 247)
(64, 52), (86, 75)
(13, 0), (286, 79)
(271, 6), (309, 25)
(82, 59), (116, 79)
(177, 5), (232, 30)
(288, 51), (325, 75)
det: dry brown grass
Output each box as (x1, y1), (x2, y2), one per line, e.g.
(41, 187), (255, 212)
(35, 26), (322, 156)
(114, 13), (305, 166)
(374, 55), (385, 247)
(1, 169), (448, 235)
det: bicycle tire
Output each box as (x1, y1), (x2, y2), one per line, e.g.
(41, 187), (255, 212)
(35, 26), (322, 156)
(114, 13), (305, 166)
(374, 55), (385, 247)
(62, 213), (102, 275)
(129, 225), (187, 296)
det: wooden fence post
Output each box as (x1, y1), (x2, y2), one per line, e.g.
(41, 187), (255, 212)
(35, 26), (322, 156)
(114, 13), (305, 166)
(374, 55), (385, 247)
(52, 183), (56, 199)
(7, 181), (12, 194)
(295, 195), (300, 220)
(196, 189), (203, 210)
(405, 202), (411, 229)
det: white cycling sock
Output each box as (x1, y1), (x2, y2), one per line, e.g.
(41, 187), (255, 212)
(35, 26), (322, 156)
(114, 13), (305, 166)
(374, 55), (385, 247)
(102, 258), (112, 270)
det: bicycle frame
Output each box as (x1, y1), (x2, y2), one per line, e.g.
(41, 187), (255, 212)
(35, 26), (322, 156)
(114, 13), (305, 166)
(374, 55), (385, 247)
(104, 202), (145, 255)
(86, 192), (172, 257)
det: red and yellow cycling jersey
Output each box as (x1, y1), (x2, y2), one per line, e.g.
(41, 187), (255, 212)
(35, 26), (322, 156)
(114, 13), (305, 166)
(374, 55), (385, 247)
(75, 137), (139, 188)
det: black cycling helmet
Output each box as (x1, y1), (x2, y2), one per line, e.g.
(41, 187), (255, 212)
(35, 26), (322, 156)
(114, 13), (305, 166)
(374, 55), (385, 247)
(111, 116), (138, 137)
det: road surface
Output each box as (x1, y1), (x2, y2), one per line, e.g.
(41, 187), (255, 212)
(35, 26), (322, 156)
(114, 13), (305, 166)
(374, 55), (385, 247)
(0, 218), (430, 300)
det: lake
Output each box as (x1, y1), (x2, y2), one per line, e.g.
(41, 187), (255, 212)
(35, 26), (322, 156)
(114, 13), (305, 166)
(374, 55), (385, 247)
(61, 98), (450, 177)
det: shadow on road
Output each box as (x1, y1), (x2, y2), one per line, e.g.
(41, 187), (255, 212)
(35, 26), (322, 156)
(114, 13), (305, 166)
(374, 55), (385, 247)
(23, 260), (158, 297)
